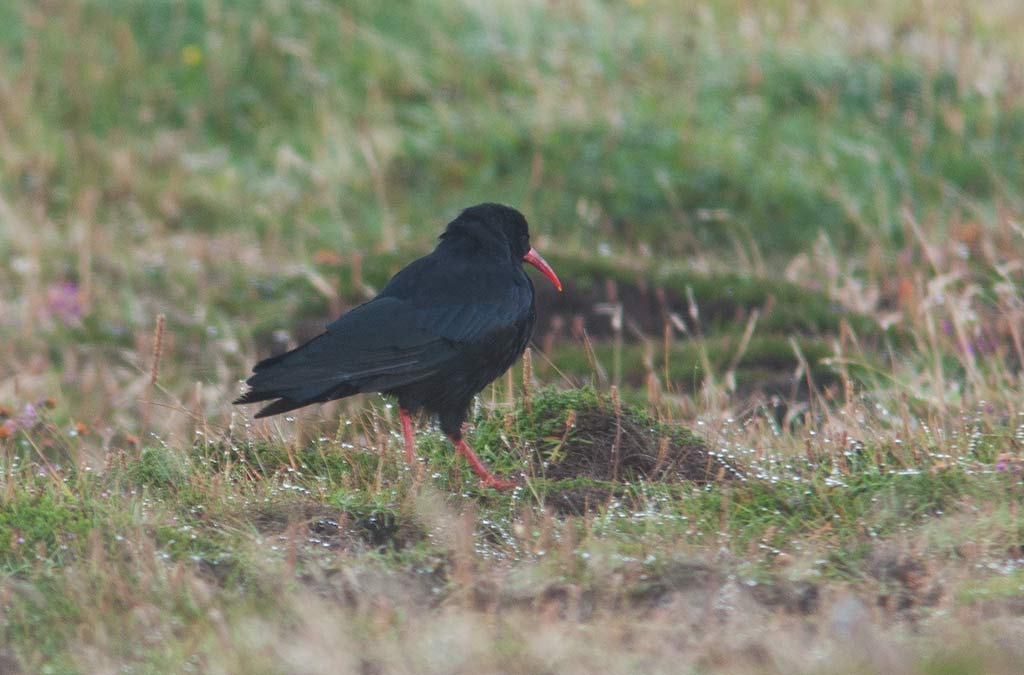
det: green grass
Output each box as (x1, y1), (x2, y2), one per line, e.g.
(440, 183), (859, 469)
(5, 1), (1023, 262)
(5, 0), (1024, 672)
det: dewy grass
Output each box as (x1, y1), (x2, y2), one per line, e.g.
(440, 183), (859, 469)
(4, 0), (1024, 672)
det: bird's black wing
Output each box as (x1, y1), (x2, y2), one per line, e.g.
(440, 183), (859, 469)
(377, 249), (534, 342)
(235, 282), (530, 417)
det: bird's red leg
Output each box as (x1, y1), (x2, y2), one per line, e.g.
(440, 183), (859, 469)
(448, 435), (518, 490)
(399, 408), (417, 464)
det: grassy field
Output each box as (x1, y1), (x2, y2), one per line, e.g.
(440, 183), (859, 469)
(3, 0), (1024, 672)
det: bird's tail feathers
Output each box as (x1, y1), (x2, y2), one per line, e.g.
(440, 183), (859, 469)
(233, 339), (360, 417)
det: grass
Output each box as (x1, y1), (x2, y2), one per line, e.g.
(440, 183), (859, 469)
(4, 0), (1024, 672)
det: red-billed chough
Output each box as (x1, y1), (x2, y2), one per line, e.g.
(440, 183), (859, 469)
(235, 203), (562, 489)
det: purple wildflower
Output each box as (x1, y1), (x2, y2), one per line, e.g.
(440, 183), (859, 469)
(0, 403), (39, 438)
(16, 403), (38, 429)
(46, 282), (83, 327)
(995, 454), (1021, 474)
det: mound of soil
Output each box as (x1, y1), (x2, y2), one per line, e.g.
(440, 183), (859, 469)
(474, 387), (742, 513)
(529, 398), (739, 484)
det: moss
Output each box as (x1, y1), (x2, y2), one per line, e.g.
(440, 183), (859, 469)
(130, 447), (191, 488)
(0, 493), (96, 567)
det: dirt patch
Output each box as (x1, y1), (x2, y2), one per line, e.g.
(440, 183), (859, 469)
(469, 557), (823, 627)
(866, 550), (942, 615)
(248, 499), (422, 553)
(971, 596), (1024, 617)
(627, 561), (724, 608)
(747, 578), (821, 615)
(0, 650), (22, 675)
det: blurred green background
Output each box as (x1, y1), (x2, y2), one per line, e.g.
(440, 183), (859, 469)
(4, 0), (1022, 260)
(2, 0), (1023, 421)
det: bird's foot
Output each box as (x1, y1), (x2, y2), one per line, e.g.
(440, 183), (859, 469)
(479, 475), (519, 491)
(450, 436), (518, 491)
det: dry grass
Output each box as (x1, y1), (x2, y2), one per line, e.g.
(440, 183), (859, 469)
(3, 0), (1024, 672)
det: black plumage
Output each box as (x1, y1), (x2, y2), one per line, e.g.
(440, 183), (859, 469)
(234, 203), (562, 488)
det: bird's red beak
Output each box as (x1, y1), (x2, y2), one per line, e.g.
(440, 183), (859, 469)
(523, 247), (562, 292)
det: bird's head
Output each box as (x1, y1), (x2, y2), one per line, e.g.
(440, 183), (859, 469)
(441, 203), (562, 291)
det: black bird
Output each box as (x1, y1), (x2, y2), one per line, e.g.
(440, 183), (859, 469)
(234, 203), (562, 488)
